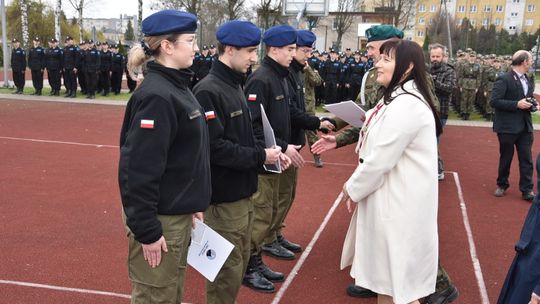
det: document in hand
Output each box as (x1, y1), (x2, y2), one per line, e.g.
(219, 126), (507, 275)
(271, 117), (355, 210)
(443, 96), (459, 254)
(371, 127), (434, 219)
(323, 100), (366, 128)
(260, 104), (282, 173)
(187, 219), (234, 282)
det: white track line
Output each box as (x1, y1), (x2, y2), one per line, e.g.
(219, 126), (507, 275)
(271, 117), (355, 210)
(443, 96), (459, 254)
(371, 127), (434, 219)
(271, 193), (344, 304)
(449, 171), (490, 304)
(0, 136), (118, 148)
(0, 279), (131, 299)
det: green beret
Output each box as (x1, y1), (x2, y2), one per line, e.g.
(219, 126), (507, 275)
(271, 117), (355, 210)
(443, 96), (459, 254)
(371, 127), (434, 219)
(365, 25), (404, 42)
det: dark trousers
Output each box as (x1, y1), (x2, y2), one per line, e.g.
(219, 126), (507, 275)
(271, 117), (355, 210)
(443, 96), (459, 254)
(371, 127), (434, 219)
(111, 71), (122, 93)
(63, 69), (77, 92)
(325, 80), (338, 104)
(31, 69), (43, 90)
(99, 71), (111, 93)
(85, 71), (98, 96)
(47, 69), (61, 91)
(497, 132), (534, 193)
(78, 70), (86, 93)
(126, 72), (137, 92)
(13, 69), (25, 90)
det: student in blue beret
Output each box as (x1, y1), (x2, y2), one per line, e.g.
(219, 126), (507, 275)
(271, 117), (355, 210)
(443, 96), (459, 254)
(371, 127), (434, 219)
(243, 23), (300, 293)
(193, 19), (288, 301)
(119, 10), (211, 303)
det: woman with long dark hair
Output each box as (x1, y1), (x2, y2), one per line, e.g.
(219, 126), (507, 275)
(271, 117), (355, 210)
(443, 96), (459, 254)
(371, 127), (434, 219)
(340, 39), (441, 304)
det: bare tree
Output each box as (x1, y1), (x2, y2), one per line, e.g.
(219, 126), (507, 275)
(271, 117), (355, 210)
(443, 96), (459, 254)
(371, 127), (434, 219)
(55, 0), (61, 41)
(66, 0), (84, 41)
(138, 0), (143, 39)
(226, 0), (244, 20)
(20, 0), (29, 46)
(374, 0), (414, 30)
(334, 0), (358, 50)
(151, 0), (201, 16)
(256, 0), (283, 30)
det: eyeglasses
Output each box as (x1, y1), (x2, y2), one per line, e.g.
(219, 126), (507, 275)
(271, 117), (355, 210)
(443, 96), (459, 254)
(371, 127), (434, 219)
(172, 37), (198, 47)
(298, 48), (312, 54)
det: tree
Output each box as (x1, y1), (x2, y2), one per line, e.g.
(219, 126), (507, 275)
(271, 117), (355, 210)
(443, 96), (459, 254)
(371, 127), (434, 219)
(138, 0), (143, 39)
(334, 0), (358, 50)
(124, 20), (135, 41)
(306, 16), (320, 31)
(55, 0), (62, 41)
(151, 0), (201, 15)
(256, 0), (283, 30)
(226, 0), (245, 20)
(373, 0), (415, 30)
(20, 0), (29, 47)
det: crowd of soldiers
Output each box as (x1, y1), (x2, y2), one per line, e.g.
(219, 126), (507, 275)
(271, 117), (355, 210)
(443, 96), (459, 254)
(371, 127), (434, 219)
(451, 48), (536, 121)
(10, 36), (137, 98)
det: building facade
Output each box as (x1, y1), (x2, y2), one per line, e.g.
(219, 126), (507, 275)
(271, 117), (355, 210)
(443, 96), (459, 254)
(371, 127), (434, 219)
(83, 14), (138, 43)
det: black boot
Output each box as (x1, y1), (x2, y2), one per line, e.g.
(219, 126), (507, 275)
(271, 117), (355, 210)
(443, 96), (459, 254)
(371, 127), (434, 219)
(255, 254), (284, 282)
(262, 240), (295, 260)
(242, 256), (275, 293)
(70, 91), (76, 98)
(346, 284), (377, 298)
(54, 90), (60, 96)
(278, 234), (302, 253)
(36, 89), (42, 96)
(64, 90), (71, 97)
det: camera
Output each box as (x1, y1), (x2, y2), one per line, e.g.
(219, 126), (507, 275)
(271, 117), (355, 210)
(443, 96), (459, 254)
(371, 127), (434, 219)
(526, 96), (538, 112)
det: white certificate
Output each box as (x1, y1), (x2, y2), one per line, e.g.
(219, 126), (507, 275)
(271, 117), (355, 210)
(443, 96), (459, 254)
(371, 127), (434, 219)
(323, 100), (366, 128)
(260, 104), (282, 173)
(187, 219), (234, 282)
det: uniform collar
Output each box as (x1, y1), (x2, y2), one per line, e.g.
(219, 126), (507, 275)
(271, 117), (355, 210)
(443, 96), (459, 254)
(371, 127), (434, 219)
(210, 59), (244, 87)
(147, 60), (193, 89)
(290, 59), (305, 73)
(263, 56), (289, 78)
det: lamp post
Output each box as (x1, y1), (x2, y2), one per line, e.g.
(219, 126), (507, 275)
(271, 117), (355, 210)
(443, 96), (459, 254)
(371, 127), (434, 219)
(536, 35), (540, 72)
(1, 0), (9, 88)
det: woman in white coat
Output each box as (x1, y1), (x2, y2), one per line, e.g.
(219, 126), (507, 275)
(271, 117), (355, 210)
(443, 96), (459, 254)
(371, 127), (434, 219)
(340, 39), (443, 304)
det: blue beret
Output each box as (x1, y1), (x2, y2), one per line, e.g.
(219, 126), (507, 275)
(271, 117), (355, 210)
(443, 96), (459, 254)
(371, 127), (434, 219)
(142, 10), (197, 36)
(365, 25), (404, 42)
(216, 20), (261, 47)
(296, 30), (316, 47)
(263, 25), (297, 47)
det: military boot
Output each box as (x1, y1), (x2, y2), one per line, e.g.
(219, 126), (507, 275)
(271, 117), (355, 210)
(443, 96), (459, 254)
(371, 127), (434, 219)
(314, 154), (323, 168)
(242, 255), (275, 293)
(256, 254), (285, 282)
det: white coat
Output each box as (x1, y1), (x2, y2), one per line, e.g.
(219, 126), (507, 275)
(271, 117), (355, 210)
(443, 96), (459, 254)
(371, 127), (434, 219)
(340, 80), (439, 304)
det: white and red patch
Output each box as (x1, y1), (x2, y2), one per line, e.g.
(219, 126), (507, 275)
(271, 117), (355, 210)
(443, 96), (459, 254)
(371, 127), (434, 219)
(140, 119), (154, 129)
(248, 94), (257, 101)
(205, 111), (216, 120)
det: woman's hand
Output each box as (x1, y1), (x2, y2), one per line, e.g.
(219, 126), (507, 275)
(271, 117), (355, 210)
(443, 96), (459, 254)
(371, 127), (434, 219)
(341, 183), (356, 213)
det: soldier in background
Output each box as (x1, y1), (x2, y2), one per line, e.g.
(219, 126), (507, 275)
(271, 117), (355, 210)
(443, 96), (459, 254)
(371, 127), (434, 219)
(458, 51), (481, 120)
(78, 40), (87, 96)
(99, 42), (112, 96)
(338, 53), (351, 101)
(317, 51), (328, 105)
(63, 36), (80, 98)
(483, 55), (504, 121)
(348, 50), (366, 103)
(28, 36), (45, 96)
(45, 38), (63, 96)
(452, 50), (466, 113)
(110, 44), (125, 95)
(84, 40), (100, 99)
(209, 44), (218, 59)
(304, 50), (324, 167)
(11, 38), (26, 94)
(322, 49), (341, 104)
(195, 45), (213, 83)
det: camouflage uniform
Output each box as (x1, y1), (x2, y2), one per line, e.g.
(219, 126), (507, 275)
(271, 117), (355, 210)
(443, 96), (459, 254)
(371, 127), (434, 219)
(304, 64), (323, 147)
(482, 64), (502, 120)
(458, 59), (481, 120)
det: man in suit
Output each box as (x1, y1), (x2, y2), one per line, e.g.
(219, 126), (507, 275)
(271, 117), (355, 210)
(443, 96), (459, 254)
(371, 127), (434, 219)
(491, 50), (536, 201)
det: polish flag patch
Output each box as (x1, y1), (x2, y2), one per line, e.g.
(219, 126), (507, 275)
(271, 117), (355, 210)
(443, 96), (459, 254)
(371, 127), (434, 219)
(248, 94), (257, 101)
(205, 111), (216, 120)
(140, 119), (155, 129)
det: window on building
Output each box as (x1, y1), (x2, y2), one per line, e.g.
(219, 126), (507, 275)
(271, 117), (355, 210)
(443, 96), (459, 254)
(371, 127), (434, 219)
(470, 5), (477, 12)
(419, 4), (426, 12)
(526, 19), (533, 26)
(528, 4), (536, 12)
(458, 5), (465, 12)
(484, 5), (491, 12)
(418, 17), (425, 24)
(512, 0), (520, 3)
(470, 19), (476, 25)
(332, 19), (338, 30)
(482, 18), (489, 25)
(511, 12), (518, 17)
(431, 4), (437, 12)
(417, 30), (424, 37)
(509, 25), (516, 30)
(495, 18), (501, 25)
(496, 5), (503, 12)
(429, 18), (434, 25)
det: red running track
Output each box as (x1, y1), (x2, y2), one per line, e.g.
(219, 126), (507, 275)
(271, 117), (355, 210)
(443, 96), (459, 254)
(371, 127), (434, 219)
(0, 98), (538, 303)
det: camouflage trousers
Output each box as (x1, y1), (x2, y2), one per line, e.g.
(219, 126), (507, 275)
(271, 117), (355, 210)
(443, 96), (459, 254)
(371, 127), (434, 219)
(436, 261), (453, 292)
(460, 88), (476, 114)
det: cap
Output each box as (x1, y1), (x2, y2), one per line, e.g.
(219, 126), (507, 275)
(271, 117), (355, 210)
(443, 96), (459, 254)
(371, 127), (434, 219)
(354, 50), (361, 55)
(111, 44), (118, 48)
(346, 47), (351, 51)
(49, 38), (58, 43)
(65, 36), (73, 42)
(216, 20), (261, 47)
(321, 51), (328, 56)
(469, 51), (476, 56)
(329, 48), (337, 53)
(202, 45), (208, 50)
(142, 10), (197, 36)
(96, 41), (101, 46)
(263, 25), (297, 47)
(12, 38), (19, 43)
(87, 39), (94, 44)
(365, 25), (404, 42)
(80, 40), (87, 45)
(296, 30), (316, 47)
(209, 44), (215, 48)
(33, 36), (40, 42)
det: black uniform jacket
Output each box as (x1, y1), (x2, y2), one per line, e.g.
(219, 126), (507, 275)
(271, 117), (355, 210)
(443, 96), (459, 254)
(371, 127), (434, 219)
(28, 47), (45, 70)
(245, 56), (291, 158)
(100, 50), (112, 71)
(63, 45), (80, 70)
(118, 61), (211, 244)
(490, 69), (534, 134)
(193, 60), (266, 203)
(45, 47), (63, 70)
(84, 48), (101, 72)
(288, 59), (320, 146)
(11, 47), (26, 71)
